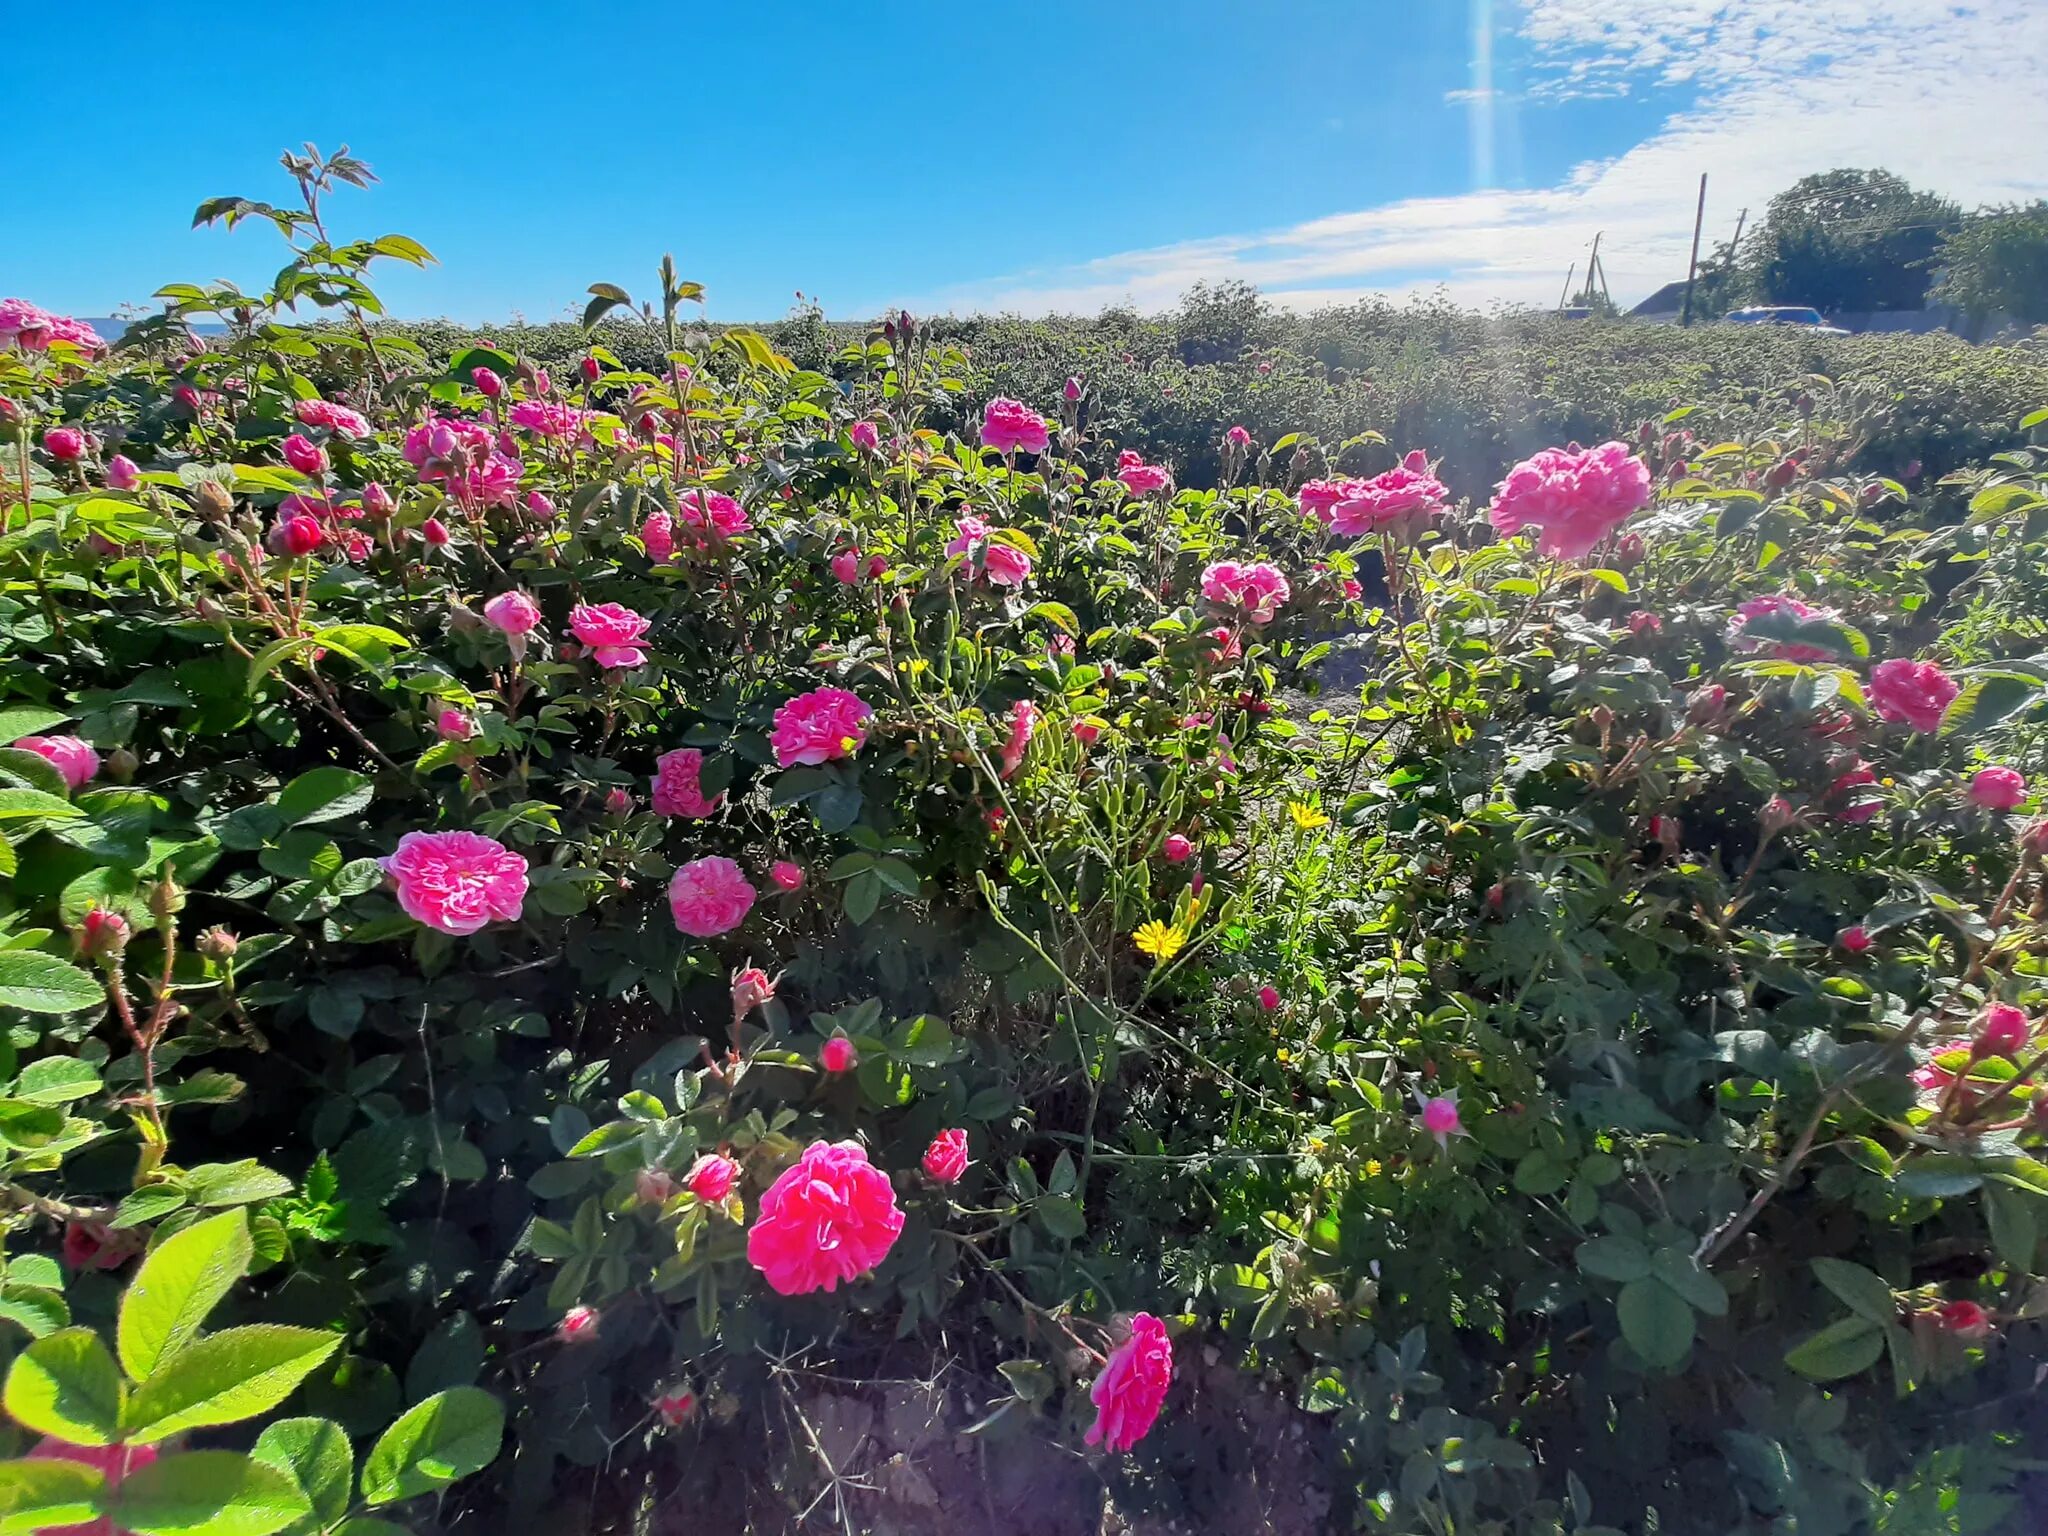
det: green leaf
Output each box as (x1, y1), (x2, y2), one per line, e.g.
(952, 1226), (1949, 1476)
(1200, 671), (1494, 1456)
(1615, 1278), (1694, 1368)
(0, 953), (103, 1015)
(843, 870), (881, 925)
(273, 769), (373, 828)
(1810, 1258), (1896, 1326)
(1027, 601), (1080, 635)
(359, 1387), (504, 1505)
(1650, 1248), (1729, 1317)
(12, 1057), (101, 1105)
(1783, 1315), (1885, 1380)
(1581, 568), (1630, 593)
(1575, 1235), (1650, 1283)
(123, 1326), (341, 1443)
(1036, 1195), (1086, 1241)
(251, 1418), (353, 1528)
(1986, 1183), (2038, 1271)
(183, 1161), (295, 1208)
(0, 707), (72, 746)
(0, 1284), (69, 1340)
(0, 1456), (107, 1534)
(111, 1451), (312, 1536)
(119, 1210), (253, 1381)
(110, 1188), (190, 1229)
(1941, 675), (2041, 737)
(1513, 1149), (1569, 1196)
(4, 1329), (124, 1444)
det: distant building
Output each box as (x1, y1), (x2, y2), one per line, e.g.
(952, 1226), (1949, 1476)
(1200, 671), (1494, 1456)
(1627, 281), (1689, 324)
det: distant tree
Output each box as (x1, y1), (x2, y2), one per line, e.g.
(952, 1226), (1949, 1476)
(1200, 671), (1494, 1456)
(1932, 202), (2048, 334)
(1173, 281), (1273, 365)
(1742, 169), (1960, 313)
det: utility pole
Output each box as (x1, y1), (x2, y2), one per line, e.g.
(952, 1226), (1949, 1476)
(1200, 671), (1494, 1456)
(1680, 173), (1709, 326)
(1556, 262), (1576, 313)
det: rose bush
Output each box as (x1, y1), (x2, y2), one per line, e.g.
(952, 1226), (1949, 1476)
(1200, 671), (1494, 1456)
(0, 148), (2044, 1532)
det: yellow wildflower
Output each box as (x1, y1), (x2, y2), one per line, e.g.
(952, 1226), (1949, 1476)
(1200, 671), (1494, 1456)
(1364, 1159), (1384, 1177)
(1132, 920), (1187, 964)
(1288, 800), (1331, 830)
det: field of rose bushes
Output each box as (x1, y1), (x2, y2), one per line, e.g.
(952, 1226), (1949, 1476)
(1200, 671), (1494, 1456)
(2, 149), (2048, 1534)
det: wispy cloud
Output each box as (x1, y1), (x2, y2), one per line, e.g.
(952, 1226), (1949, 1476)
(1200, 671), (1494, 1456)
(900, 0), (2048, 316)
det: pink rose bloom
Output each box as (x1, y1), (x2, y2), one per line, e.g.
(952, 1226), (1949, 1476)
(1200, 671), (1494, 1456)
(1298, 478), (1366, 522)
(436, 708), (475, 742)
(1257, 985), (1281, 1012)
(1830, 763), (1882, 823)
(1626, 611), (1662, 636)
(1729, 595), (1840, 662)
(363, 481), (394, 518)
(831, 548), (861, 584)
(1869, 657), (1959, 734)
(605, 787), (635, 815)
(982, 539), (1032, 587)
(1975, 1001), (2031, 1059)
(1488, 441), (1653, 560)
(382, 830), (529, 935)
(294, 398), (371, 437)
(281, 433), (328, 476)
(1330, 452), (1447, 536)
(636, 1168), (675, 1205)
(19, 735), (100, 790)
(421, 517), (457, 549)
(1969, 766), (2026, 810)
(641, 511), (675, 561)
(922, 1128), (970, 1184)
(1072, 720), (1101, 746)
(980, 397), (1050, 455)
(688, 1153), (740, 1203)
(849, 420), (880, 453)
(105, 454), (140, 492)
(265, 512), (325, 558)
(1200, 560), (1291, 623)
(746, 1139), (905, 1295)
(1085, 1314), (1173, 1452)
(1414, 1088), (1469, 1150)
(450, 454), (523, 508)
(43, 426), (87, 462)
(652, 747), (724, 818)
(507, 400), (586, 438)
(1840, 925), (1872, 953)
(1116, 451), (1173, 498)
(2, 299), (104, 352)
(866, 553), (889, 580)
(668, 856), (756, 937)
(570, 602), (652, 670)
(525, 490), (555, 519)
(1161, 833), (1194, 863)
(678, 488), (751, 538)
(62, 1218), (137, 1272)
(483, 589), (542, 635)
(28, 1436), (158, 1534)
(945, 514), (989, 558)
(820, 1035), (859, 1073)
(769, 860), (805, 892)
(1000, 699), (1038, 779)
(771, 686), (872, 766)
(1933, 1299), (1991, 1339)
(1226, 425), (1252, 448)
(472, 365), (504, 399)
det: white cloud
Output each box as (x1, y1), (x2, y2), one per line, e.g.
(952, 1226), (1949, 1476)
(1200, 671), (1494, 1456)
(899, 0), (2048, 316)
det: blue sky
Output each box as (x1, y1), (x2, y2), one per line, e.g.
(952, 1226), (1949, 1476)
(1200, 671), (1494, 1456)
(8, 1), (2045, 321)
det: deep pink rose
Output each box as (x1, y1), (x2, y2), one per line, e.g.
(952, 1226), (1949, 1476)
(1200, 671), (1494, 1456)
(1839, 925), (1872, 953)
(1869, 658), (1958, 734)
(472, 365), (504, 399)
(980, 397), (1050, 455)
(1830, 763), (1881, 823)
(849, 421), (880, 453)
(677, 488), (751, 538)
(1975, 1001), (2031, 1059)
(668, 856), (756, 937)
(922, 1128), (970, 1184)
(1085, 1314), (1173, 1452)
(746, 1140), (905, 1295)
(1298, 478), (1366, 521)
(831, 549), (861, 584)
(382, 830), (529, 935)
(652, 747), (724, 819)
(570, 602), (652, 670)
(1969, 766), (2026, 810)
(18, 735), (100, 790)
(420, 517), (451, 547)
(558, 1305), (599, 1342)
(1117, 451), (1173, 498)
(769, 860), (805, 892)
(43, 426), (87, 462)
(1330, 452), (1447, 536)
(641, 511), (675, 561)
(281, 433), (328, 476)
(605, 787), (634, 816)
(435, 709), (475, 742)
(771, 687), (872, 767)
(265, 511), (325, 557)
(1226, 425), (1252, 448)
(1257, 985), (1281, 1012)
(483, 590), (542, 636)
(1000, 699), (1038, 779)
(295, 398), (370, 437)
(1200, 560), (1291, 623)
(820, 1036), (858, 1073)
(1161, 833), (1193, 863)
(1488, 441), (1653, 560)
(507, 400), (586, 438)
(688, 1153), (739, 1203)
(525, 490), (555, 519)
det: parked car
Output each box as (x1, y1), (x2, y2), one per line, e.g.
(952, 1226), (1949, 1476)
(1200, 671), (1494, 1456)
(1724, 305), (1850, 335)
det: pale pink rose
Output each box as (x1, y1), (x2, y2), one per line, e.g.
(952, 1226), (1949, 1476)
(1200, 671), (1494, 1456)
(507, 400), (586, 438)
(483, 589), (542, 635)
(1729, 595), (1841, 662)
(605, 787), (635, 815)
(831, 549), (861, 584)
(1200, 560), (1291, 623)
(982, 540), (1032, 586)
(769, 860), (805, 891)
(668, 856), (756, 937)
(1085, 1314), (1173, 1452)
(570, 602), (652, 670)
(42, 426), (87, 462)
(677, 488), (751, 537)
(922, 1128), (970, 1183)
(105, 454), (140, 491)
(295, 398), (371, 437)
(1488, 442), (1653, 560)
(382, 830), (529, 935)
(820, 1036), (858, 1073)
(282, 433), (328, 476)
(19, 735), (101, 790)
(746, 1139), (905, 1295)
(1000, 699), (1038, 779)
(849, 421), (880, 453)
(1869, 658), (1958, 734)
(652, 747), (724, 818)
(1330, 452), (1447, 536)
(688, 1153), (739, 1203)
(771, 686), (872, 766)
(436, 709), (475, 742)
(1, 299), (104, 352)
(980, 398), (1050, 455)
(1969, 766), (2026, 810)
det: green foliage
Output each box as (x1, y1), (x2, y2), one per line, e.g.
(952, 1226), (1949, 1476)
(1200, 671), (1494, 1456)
(1933, 201), (2048, 331)
(1742, 167), (1961, 312)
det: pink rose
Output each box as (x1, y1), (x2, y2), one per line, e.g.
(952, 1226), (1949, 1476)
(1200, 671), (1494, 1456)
(19, 735), (100, 790)
(436, 709), (475, 742)
(1200, 560), (1291, 623)
(605, 787), (635, 815)
(1868, 658), (1958, 734)
(42, 426), (87, 462)
(472, 366), (504, 399)
(507, 400), (586, 438)
(558, 1305), (599, 1342)
(105, 454), (141, 492)
(483, 590), (542, 636)
(1830, 763), (1881, 823)
(1257, 985), (1281, 1012)
(770, 686), (872, 767)
(849, 421), (880, 453)
(1839, 925), (1872, 953)
(820, 1036), (858, 1073)
(266, 512), (325, 557)
(382, 830), (529, 935)
(75, 907), (129, 960)
(362, 481), (395, 518)
(1, 299), (103, 352)
(570, 602), (652, 670)
(655, 1389), (696, 1426)
(295, 398), (371, 437)
(1072, 720), (1101, 746)
(982, 540), (1032, 586)
(731, 966), (775, 1013)
(636, 1168), (675, 1205)
(1417, 1092), (1466, 1147)
(677, 488), (751, 538)
(769, 860), (805, 892)
(1329, 452), (1447, 536)
(831, 549), (861, 584)
(1969, 766), (2026, 810)
(980, 397), (1050, 456)
(1298, 478), (1365, 521)
(1161, 833), (1193, 863)
(420, 517), (451, 547)
(688, 1153), (739, 1203)
(1729, 595), (1840, 662)
(1933, 1299), (1991, 1339)
(1226, 425), (1252, 448)
(1117, 451), (1173, 498)
(639, 512), (674, 561)
(668, 856), (756, 937)
(525, 490), (555, 519)
(28, 1436), (158, 1530)
(282, 433), (328, 476)
(1488, 441), (1653, 560)
(1975, 1001), (2031, 1059)
(652, 747), (724, 818)
(922, 1128), (970, 1184)
(1084, 1314), (1172, 1452)
(746, 1139), (904, 1295)
(1000, 699), (1038, 779)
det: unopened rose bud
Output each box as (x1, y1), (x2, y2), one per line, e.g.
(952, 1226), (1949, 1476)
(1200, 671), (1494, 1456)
(194, 480), (234, 521)
(106, 748), (138, 783)
(636, 1168), (675, 1206)
(581, 356), (601, 383)
(1760, 796), (1796, 835)
(197, 925), (239, 961)
(362, 481), (394, 519)
(557, 1305), (599, 1343)
(77, 907), (129, 960)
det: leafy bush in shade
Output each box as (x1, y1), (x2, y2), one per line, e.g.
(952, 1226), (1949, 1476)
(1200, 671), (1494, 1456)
(1, 146), (2047, 1533)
